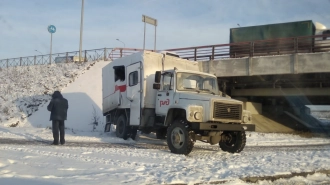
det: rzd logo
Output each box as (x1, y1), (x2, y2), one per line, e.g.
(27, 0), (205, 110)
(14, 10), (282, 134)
(160, 99), (170, 107)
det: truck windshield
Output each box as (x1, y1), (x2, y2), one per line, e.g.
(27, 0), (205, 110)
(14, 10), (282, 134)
(176, 72), (219, 95)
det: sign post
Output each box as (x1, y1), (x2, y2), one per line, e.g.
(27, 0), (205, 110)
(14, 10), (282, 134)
(142, 15), (157, 51)
(47, 25), (56, 64)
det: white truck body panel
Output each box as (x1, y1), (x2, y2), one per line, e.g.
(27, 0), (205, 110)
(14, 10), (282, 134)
(102, 51), (200, 114)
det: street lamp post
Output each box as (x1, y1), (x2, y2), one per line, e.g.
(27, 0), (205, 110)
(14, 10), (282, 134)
(35, 50), (43, 55)
(35, 50), (44, 64)
(116, 39), (125, 48)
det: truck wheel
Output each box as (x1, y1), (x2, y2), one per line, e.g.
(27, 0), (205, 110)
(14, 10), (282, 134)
(219, 129), (246, 153)
(166, 119), (194, 155)
(156, 128), (167, 139)
(115, 114), (129, 140)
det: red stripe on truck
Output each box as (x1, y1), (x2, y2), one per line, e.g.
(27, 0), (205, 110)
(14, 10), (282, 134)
(115, 84), (126, 92)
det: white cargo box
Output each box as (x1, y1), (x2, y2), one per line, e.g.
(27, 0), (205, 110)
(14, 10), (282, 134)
(102, 51), (200, 114)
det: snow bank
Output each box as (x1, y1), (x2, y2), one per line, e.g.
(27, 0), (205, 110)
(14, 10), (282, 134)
(0, 61), (109, 132)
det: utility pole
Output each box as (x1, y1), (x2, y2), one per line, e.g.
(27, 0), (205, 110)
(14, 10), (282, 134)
(79, 0), (84, 62)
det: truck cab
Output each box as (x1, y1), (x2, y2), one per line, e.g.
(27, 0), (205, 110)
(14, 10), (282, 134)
(152, 69), (254, 154)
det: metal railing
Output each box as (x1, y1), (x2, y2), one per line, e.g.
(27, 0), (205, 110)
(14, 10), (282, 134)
(0, 47), (156, 68)
(108, 48), (156, 60)
(0, 48), (111, 68)
(1, 34), (330, 68)
(166, 34), (330, 61)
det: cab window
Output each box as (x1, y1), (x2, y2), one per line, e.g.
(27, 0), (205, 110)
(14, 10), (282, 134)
(161, 72), (173, 91)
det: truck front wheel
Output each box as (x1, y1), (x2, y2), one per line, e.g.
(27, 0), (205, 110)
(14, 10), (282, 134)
(166, 119), (194, 155)
(219, 129), (246, 153)
(115, 114), (129, 140)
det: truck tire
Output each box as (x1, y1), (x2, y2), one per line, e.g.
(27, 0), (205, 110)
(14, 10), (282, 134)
(166, 119), (194, 155)
(156, 128), (167, 139)
(219, 128), (246, 153)
(115, 114), (129, 140)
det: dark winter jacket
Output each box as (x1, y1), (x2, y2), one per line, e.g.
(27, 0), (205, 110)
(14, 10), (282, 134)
(47, 91), (69, 121)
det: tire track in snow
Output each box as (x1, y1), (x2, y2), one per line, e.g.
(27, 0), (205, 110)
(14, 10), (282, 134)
(0, 144), (192, 184)
(1, 138), (330, 153)
(0, 145), (152, 170)
(1, 138), (330, 184)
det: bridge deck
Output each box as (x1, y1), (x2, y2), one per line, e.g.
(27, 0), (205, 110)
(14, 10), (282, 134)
(198, 52), (330, 77)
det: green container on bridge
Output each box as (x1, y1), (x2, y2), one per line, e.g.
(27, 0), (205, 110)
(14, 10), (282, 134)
(230, 20), (315, 43)
(229, 20), (316, 57)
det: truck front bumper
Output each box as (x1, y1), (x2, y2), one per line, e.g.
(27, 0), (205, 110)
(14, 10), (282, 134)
(191, 122), (255, 131)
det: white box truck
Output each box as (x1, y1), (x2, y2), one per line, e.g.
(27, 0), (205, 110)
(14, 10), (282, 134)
(102, 51), (255, 155)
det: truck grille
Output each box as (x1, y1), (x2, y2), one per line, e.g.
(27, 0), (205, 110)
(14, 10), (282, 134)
(213, 102), (242, 120)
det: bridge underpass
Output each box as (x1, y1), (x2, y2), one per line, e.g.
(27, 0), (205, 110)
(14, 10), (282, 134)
(200, 52), (330, 133)
(166, 35), (330, 134)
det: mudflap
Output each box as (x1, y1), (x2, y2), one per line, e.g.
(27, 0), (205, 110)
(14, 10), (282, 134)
(104, 123), (111, 132)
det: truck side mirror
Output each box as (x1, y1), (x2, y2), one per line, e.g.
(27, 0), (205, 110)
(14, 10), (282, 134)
(154, 71), (161, 83)
(153, 83), (160, 90)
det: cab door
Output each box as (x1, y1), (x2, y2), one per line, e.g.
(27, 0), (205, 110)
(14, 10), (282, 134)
(126, 62), (141, 126)
(156, 72), (174, 116)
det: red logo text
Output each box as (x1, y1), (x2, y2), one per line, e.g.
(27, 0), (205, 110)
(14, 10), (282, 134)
(160, 99), (170, 107)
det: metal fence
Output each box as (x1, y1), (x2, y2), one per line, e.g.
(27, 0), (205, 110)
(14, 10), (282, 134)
(1, 34), (330, 68)
(166, 34), (330, 61)
(0, 47), (151, 68)
(108, 48), (156, 60)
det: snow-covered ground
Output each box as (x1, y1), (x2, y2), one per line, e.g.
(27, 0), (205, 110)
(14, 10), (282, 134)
(1, 61), (330, 185)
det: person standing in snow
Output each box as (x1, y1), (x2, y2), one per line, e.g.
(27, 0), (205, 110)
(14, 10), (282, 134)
(47, 91), (69, 145)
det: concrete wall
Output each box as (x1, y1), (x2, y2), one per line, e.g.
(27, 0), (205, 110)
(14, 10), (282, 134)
(252, 55), (292, 75)
(246, 102), (262, 114)
(298, 52), (330, 73)
(199, 52), (330, 77)
(206, 58), (249, 76)
(232, 97), (262, 114)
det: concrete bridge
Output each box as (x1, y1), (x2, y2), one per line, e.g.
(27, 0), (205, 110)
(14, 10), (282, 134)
(199, 51), (330, 97)
(197, 51), (330, 134)
(167, 35), (330, 134)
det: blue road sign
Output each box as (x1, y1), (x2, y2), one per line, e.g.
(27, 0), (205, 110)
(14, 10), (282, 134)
(48, 25), (56, 33)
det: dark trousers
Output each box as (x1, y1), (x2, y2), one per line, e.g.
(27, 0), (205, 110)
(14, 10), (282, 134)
(52, 120), (65, 144)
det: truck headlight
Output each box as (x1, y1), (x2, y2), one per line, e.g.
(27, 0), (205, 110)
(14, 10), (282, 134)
(194, 112), (202, 120)
(243, 116), (248, 123)
(188, 106), (203, 122)
(242, 110), (252, 123)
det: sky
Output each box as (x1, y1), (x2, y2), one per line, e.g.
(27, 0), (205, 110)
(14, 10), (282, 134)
(0, 0), (330, 59)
